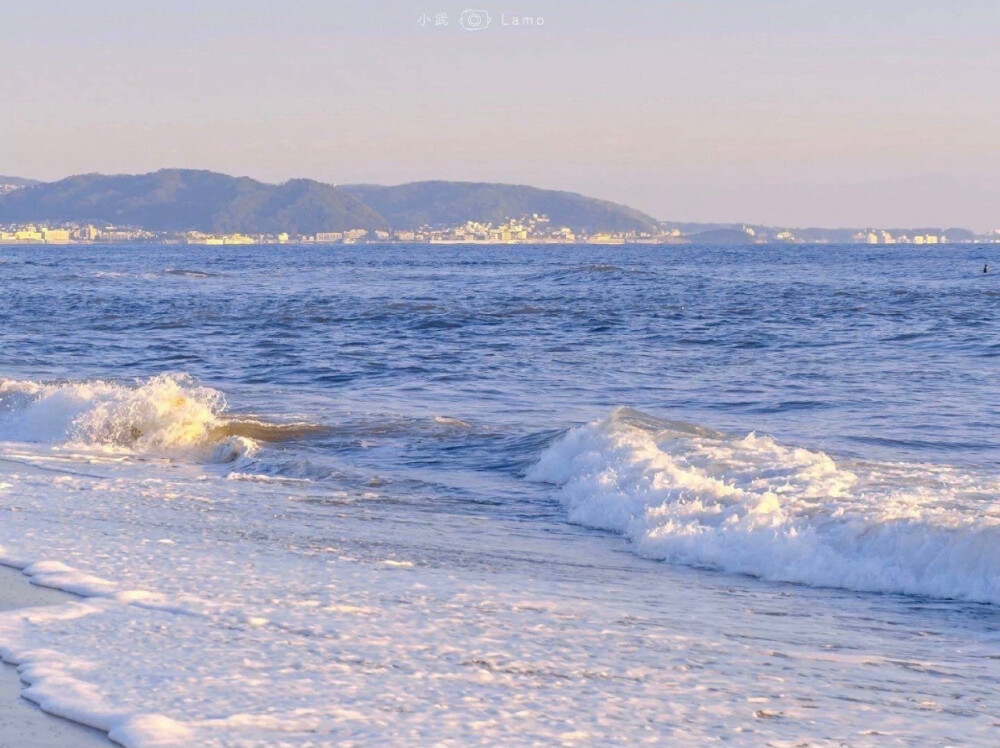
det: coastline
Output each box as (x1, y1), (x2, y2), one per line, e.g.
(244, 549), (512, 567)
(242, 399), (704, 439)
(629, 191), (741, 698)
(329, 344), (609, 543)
(0, 245), (998, 744)
(0, 565), (113, 748)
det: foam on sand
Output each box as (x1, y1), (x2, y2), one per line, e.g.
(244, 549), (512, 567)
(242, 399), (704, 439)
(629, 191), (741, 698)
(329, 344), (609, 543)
(0, 423), (998, 746)
(528, 407), (1000, 603)
(0, 565), (114, 747)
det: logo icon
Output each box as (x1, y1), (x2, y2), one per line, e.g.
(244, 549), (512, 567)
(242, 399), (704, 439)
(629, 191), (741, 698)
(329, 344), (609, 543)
(460, 9), (492, 31)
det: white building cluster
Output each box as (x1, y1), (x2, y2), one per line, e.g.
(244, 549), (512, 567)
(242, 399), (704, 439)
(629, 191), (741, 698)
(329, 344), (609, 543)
(853, 230), (949, 245)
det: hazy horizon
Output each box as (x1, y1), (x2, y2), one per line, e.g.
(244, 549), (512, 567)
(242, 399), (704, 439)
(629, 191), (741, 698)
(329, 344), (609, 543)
(4, 0), (1000, 229)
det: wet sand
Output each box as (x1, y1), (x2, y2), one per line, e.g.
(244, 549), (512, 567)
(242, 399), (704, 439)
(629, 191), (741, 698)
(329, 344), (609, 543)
(0, 566), (113, 747)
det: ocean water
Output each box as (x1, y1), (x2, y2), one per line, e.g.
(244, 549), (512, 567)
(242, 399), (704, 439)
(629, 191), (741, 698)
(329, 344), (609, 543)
(0, 243), (998, 746)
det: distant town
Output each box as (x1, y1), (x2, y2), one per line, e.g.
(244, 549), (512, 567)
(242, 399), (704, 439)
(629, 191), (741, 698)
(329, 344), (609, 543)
(3, 178), (1000, 245)
(3, 218), (999, 246)
(0, 214), (644, 246)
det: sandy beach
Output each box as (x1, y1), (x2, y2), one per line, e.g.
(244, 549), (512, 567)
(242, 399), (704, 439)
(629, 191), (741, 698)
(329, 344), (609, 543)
(0, 565), (112, 748)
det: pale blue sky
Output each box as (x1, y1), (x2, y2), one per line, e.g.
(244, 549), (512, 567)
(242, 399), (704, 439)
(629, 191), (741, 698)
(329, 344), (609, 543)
(3, 1), (999, 228)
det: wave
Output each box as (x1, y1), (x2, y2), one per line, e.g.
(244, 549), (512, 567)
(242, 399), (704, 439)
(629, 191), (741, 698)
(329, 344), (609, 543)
(0, 374), (319, 463)
(528, 407), (1000, 604)
(91, 269), (219, 280)
(162, 268), (218, 278)
(215, 419), (328, 443)
(525, 263), (653, 283)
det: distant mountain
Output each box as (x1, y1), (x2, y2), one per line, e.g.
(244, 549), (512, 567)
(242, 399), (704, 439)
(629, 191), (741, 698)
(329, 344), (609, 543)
(0, 170), (985, 240)
(0, 170), (386, 233)
(341, 181), (660, 232)
(0, 176), (40, 186)
(0, 172), (655, 234)
(785, 227), (859, 243)
(942, 227), (977, 241)
(689, 228), (758, 244)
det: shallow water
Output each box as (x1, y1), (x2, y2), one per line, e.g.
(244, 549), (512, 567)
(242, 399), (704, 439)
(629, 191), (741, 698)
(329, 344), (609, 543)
(0, 243), (997, 746)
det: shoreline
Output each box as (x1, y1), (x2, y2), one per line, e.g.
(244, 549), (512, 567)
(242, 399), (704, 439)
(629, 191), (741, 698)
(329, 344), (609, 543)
(0, 565), (114, 748)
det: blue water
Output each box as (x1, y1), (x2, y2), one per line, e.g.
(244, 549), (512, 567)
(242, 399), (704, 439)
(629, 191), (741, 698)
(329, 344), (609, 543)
(2, 242), (997, 467)
(2, 243), (1000, 745)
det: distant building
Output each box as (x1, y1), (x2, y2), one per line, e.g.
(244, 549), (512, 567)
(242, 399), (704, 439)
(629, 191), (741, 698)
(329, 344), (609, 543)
(588, 233), (625, 245)
(15, 226), (43, 242)
(41, 228), (71, 244)
(73, 225), (99, 241)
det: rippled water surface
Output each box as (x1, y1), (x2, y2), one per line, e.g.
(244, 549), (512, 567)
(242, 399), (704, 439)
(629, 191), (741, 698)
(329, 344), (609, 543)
(0, 243), (998, 746)
(3, 243), (998, 461)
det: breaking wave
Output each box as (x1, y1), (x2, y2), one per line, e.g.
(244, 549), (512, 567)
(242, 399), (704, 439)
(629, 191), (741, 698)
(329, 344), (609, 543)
(0, 374), (321, 463)
(529, 407), (1000, 604)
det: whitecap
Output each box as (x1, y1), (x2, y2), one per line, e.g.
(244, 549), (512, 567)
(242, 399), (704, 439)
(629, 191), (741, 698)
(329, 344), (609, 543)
(529, 407), (1000, 604)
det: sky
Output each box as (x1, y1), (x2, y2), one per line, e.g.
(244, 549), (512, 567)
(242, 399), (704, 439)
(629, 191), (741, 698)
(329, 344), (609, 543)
(2, 0), (999, 229)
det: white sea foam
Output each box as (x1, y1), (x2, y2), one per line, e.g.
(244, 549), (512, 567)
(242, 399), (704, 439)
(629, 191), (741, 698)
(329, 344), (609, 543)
(0, 409), (998, 746)
(0, 374), (255, 462)
(528, 407), (1000, 603)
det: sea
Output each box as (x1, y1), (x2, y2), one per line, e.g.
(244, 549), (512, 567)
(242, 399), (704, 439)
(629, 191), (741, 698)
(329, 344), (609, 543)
(0, 243), (998, 746)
